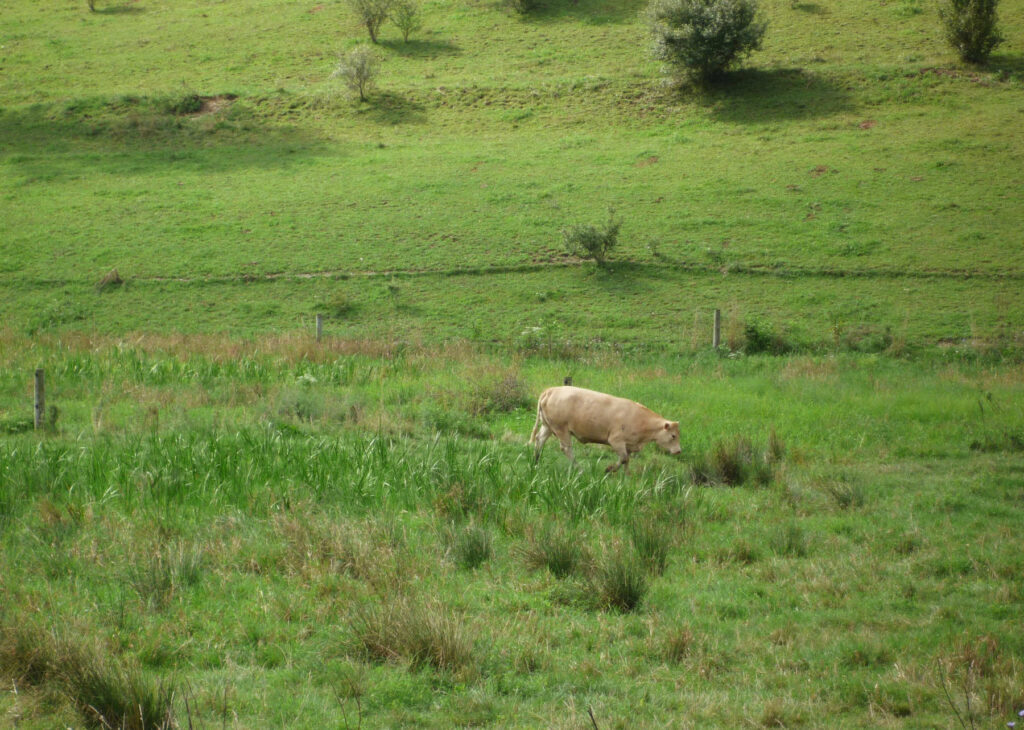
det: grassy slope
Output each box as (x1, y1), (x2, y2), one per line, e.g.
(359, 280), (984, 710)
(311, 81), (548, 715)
(2, 0), (1023, 347)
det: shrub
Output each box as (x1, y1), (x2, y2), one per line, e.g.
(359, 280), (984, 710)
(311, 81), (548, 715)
(939, 0), (1004, 63)
(562, 208), (622, 267)
(647, 0), (767, 85)
(390, 0), (422, 42)
(333, 45), (380, 102)
(347, 0), (393, 43)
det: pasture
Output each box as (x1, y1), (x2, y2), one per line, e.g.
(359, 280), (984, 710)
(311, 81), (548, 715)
(2, 0), (1024, 726)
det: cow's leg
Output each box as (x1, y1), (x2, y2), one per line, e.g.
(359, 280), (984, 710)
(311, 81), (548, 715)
(553, 428), (576, 464)
(533, 423), (552, 463)
(606, 441), (629, 473)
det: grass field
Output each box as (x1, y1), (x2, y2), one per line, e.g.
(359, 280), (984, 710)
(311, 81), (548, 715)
(2, 0), (1024, 726)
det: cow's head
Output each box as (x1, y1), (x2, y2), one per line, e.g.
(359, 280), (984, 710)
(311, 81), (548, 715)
(656, 421), (682, 455)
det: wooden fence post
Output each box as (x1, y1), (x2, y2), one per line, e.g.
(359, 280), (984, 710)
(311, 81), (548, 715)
(34, 369), (45, 430)
(713, 309), (721, 349)
(564, 376), (573, 386)
(315, 314), (323, 343)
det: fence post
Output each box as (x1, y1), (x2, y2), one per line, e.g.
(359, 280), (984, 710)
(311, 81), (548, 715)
(34, 369), (45, 430)
(315, 314), (323, 343)
(564, 376), (573, 386)
(713, 309), (721, 349)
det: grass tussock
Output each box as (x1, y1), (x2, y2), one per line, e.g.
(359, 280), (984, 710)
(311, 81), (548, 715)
(690, 431), (784, 487)
(592, 545), (648, 613)
(126, 541), (206, 609)
(447, 521), (493, 570)
(520, 521), (588, 579)
(349, 597), (476, 676)
(0, 617), (175, 730)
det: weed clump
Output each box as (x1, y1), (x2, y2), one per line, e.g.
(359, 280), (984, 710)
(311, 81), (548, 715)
(629, 512), (675, 575)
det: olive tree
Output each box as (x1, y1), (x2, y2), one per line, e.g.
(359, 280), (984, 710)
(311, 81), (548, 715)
(647, 0), (767, 85)
(390, 0), (423, 42)
(348, 0), (393, 43)
(333, 45), (380, 102)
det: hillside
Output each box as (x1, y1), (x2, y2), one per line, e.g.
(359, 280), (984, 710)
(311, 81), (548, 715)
(2, 0), (1023, 349)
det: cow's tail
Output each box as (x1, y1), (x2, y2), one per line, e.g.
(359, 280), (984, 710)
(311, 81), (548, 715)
(528, 396), (544, 445)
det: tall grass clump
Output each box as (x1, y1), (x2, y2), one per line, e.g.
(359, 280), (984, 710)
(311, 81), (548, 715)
(349, 598), (475, 675)
(939, 0), (1004, 63)
(628, 511), (675, 575)
(126, 542), (206, 609)
(592, 545), (648, 612)
(690, 432), (782, 486)
(521, 521), (587, 578)
(0, 617), (176, 730)
(448, 521), (493, 570)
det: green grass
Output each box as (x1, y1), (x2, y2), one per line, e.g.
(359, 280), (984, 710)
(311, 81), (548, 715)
(2, 0), (1024, 724)
(1, 337), (1023, 726)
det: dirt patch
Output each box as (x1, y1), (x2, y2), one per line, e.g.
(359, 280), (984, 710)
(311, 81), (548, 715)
(635, 156), (659, 168)
(190, 94), (237, 117)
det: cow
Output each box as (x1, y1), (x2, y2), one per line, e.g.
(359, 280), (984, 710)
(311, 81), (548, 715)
(529, 385), (681, 472)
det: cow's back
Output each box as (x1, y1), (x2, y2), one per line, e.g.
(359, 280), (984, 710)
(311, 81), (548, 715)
(539, 386), (641, 443)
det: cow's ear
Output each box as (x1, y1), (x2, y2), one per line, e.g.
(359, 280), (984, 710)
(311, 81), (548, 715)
(664, 422), (671, 430)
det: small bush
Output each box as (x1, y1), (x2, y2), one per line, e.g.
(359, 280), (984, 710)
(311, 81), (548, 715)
(333, 45), (380, 102)
(347, 0), (393, 42)
(648, 0), (767, 85)
(390, 0), (422, 41)
(939, 0), (1004, 63)
(521, 522), (586, 578)
(465, 372), (531, 416)
(593, 546), (648, 612)
(562, 208), (622, 267)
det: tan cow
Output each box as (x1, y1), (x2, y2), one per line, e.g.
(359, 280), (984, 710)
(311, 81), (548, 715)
(529, 386), (681, 472)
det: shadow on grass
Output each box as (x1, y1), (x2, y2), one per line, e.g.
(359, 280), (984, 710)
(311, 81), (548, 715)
(92, 3), (145, 13)
(511, 0), (647, 24)
(0, 98), (331, 179)
(987, 53), (1024, 80)
(378, 38), (461, 59)
(700, 68), (853, 123)
(357, 92), (428, 125)
(790, 2), (827, 13)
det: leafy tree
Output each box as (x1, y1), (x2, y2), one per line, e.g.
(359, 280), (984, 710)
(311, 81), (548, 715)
(348, 0), (393, 43)
(939, 0), (1004, 63)
(647, 0), (767, 85)
(332, 45), (380, 102)
(390, 0), (423, 42)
